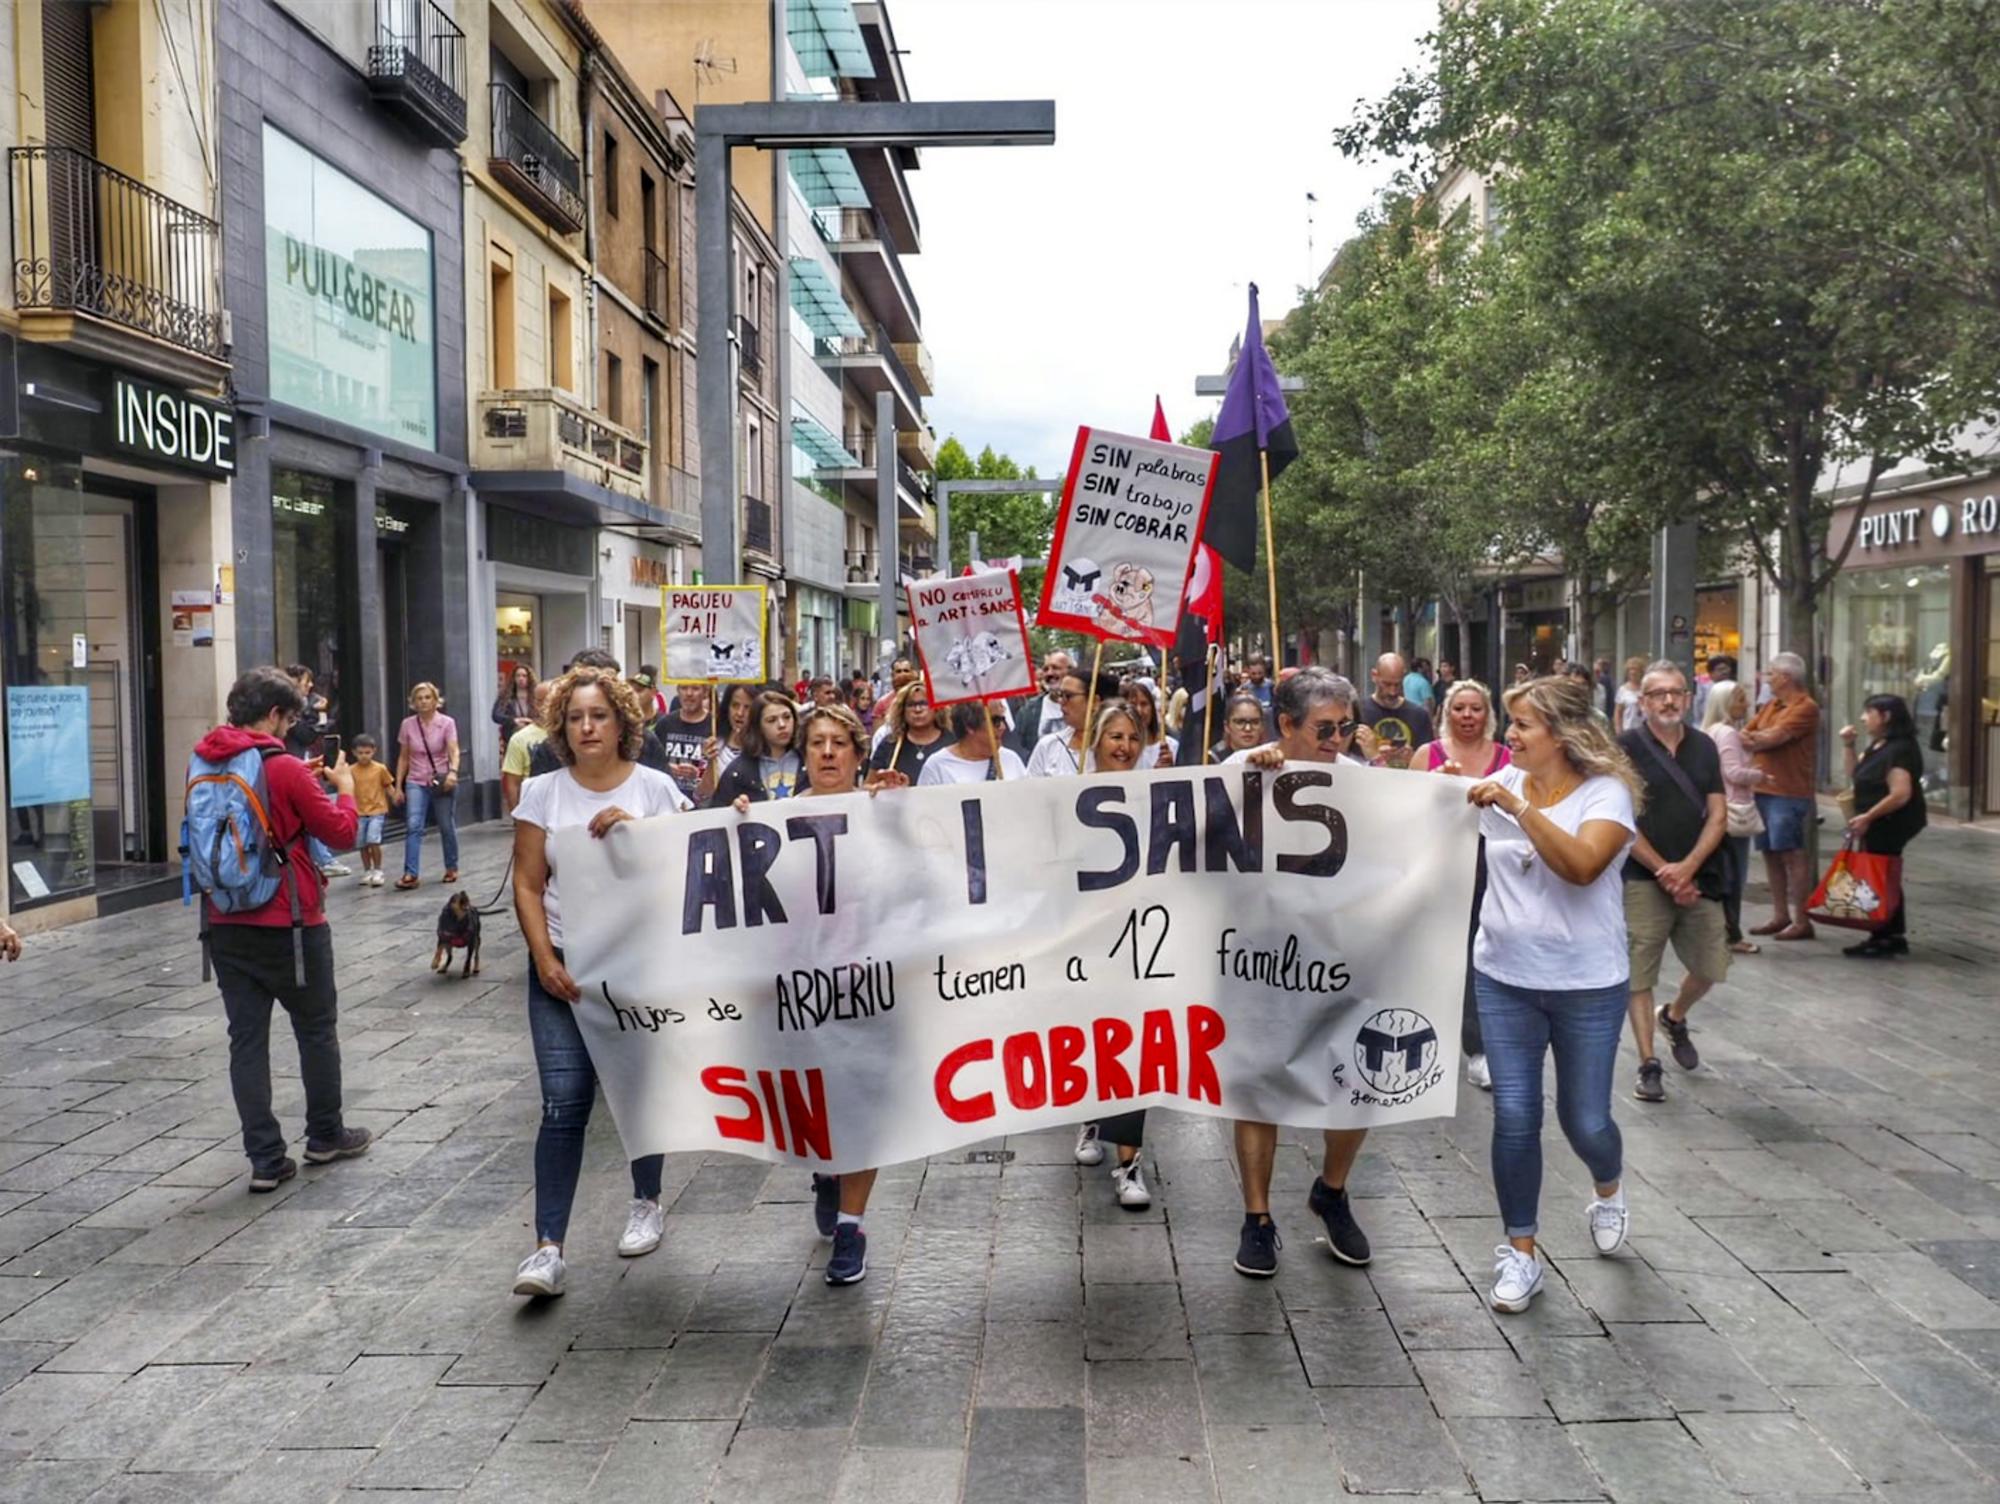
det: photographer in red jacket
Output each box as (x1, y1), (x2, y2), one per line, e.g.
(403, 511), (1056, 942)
(195, 667), (372, 1191)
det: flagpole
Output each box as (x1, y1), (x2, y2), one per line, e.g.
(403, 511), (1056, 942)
(1200, 642), (1221, 765)
(1260, 449), (1281, 665)
(982, 698), (1004, 780)
(1081, 638), (1105, 774)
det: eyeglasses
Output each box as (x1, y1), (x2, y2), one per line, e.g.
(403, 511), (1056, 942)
(1311, 719), (1358, 740)
(1227, 717), (1264, 730)
(1642, 688), (1687, 701)
(1048, 689), (1080, 703)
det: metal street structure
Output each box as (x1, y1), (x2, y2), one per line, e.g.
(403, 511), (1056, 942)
(933, 477), (1065, 577)
(695, 99), (1056, 649)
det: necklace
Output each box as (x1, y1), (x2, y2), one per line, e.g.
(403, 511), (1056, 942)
(1522, 772), (1578, 809)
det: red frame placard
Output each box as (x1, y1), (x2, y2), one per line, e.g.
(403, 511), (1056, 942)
(907, 568), (1036, 709)
(1034, 425), (1219, 649)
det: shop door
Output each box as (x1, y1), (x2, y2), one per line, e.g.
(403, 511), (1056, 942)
(497, 591), (540, 685)
(80, 491), (162, 879)
(1985, 563), (2000, 817)
(378, 539), (409, 744)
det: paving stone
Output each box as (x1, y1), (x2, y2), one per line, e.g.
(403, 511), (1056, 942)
(1206, 1422), (1341, 1503)
(634, 1331), (770, 1420)
(1785, 1382), (1998, 1492)
(1860, 1347), (2000, 1448)
(705, 1426), (830, 1504)
(211, 1447), (372, 1503)
(1608, 1321), (1786, 1412)
(41, 1364), (240, 1460)
(833, 1447), (967, 1504)
(1913, 1239), (2000, 1301)
(460, 1438), (611, 1503)
(1447, 1416), (1606, 1501)
(512, 1347), (669, 1443)
(1083, 1222), (1176, 1284)
(1083, 1282), (1187, 1360)
(128, 1372), (333, 1473)
(352, 1383), (535, 1490)
(1693, 1213), (1848, 1272)
(0, 1371), (123, 1451)
(1411, 1346), (1552, 1417)
(1507, 1334), (1673, 1422)
(1086, 1358), (1204, 1457)
(1381, 1288), (1510, 1350)
(963, 1405), (1086, 1504)
(1189, 1332), (1320, 1425)
(977, 1319), (1085, 1408)
(1682, 1410), (1866, 1494)
(0, 1458), (124, 1504)
(854, 1325), (979, 1449)
(1568, 1419), (1733, 1503)
(1291, 1305), (1419, 1386)
(1321, 1385), (1471, 1495)
(591, 1419), (734, 1504)
(272, 1353), (454, 1448)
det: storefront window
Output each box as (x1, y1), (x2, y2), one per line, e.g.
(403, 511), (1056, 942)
(1694, 585), (1741, 669)
(271, 470), (359, 739)
(3, 460), (95, 903)
(1829, 563), (1954, 808)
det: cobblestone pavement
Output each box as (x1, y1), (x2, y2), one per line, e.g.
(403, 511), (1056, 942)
(0, 814), (1995, 1503)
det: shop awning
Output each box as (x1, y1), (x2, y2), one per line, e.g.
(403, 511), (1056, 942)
(791, 407), (858, 470)
(787, 0), (875, 80)
(788, 146), (870, 210)
(788, 256), (865, 339)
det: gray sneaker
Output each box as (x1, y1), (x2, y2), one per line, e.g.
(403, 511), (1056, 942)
(513, 1244), (565, 1298)
(1634, 1059), (1666, 1103)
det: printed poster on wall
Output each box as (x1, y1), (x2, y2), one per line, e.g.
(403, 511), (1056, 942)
(6, 686), (91, 807)
(555, 762), (1476, 1172)
(907, 568), (1035, 707)
(1037, 426), (1219, 648)
(663, 585), (768, 683)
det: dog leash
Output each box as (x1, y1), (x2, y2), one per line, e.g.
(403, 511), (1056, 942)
(475, 855), (515, 917)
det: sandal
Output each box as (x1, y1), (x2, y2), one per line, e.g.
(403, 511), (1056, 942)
(395, 875), (420, 890)
(442, 869), (459, 884)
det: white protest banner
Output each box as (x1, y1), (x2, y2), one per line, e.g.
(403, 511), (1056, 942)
(1038, 426), (1220, 647)
(663, 585), (767, 683)
(906, 568), (1035, 708)
(555, 763), (1477, 1173)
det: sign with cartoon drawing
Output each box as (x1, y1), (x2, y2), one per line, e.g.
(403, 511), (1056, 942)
(662, 585), (768, 683)
(907, 568), (1035, 707)
(1037, 426), (1219, 648)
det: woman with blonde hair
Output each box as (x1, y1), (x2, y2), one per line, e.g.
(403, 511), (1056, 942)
(1463, 676), (1642, 1314)
(394, 680), (461, 889)
(868, 681), (953, 783)
(1700, 679), (1765, 954)
(510, 667), (692, 1298)
(1615, 655), (1647, 732)
(1121, 677), (1176, 768)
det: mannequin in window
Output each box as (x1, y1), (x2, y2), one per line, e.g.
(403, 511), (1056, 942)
(1913, 644), (1949, 754)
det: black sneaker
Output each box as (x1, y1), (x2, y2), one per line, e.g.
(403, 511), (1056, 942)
(1634, 1058), (1666, 1103)
(1657, 1006), (1699, 1071)
(812, 1173), (841, 1240)
(1307, 1177), (1372, 1266)
(249, 1157), (297, 1193)
(826, 1222), (867, 1285)
(303, 1126), (373, 1164)
(1233, 1215), (1281, 1278)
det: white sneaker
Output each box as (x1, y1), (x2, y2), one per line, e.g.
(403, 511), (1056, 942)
(1073, 1123), (1105, 1167)
(323, 861), (352, 877)
(1490, 1244), (1544, 1312)
(513, 1244), (565, 1297)
(1112, 1159), (1151, 1209)
(1588, 1188), (1630, 1256)
(1466, 1053), (1492, 1091)
(618, 1198), (664, 1256)
(369, 870), (386, 887)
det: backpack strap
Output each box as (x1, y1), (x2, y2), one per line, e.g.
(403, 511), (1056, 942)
(259, 745), (310, 988)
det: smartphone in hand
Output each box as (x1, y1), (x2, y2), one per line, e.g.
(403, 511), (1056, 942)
(320, 733), (342, 763)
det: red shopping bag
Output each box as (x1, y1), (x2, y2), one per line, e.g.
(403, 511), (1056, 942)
(1804, 842), (1902, 931)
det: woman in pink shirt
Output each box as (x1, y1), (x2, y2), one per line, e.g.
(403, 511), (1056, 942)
(394, 681), (461, 888)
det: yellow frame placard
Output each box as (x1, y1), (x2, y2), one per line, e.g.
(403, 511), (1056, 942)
(661, 584), (769, 684)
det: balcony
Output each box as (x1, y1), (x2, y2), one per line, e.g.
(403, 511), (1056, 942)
(475, 388), (647, 502)
(736, 314), (761, 379)
(489, 82), (584, 234)
(658, 463), (701, 542)
(8, 147), (225, 385)
(829, 205), (920, 343)
(367, 0), (467, 148)
(898, 423), (937, 469)
(643, 248), (669, 323)
(745, 495), (775, 557)
(818, 318), (923, 432)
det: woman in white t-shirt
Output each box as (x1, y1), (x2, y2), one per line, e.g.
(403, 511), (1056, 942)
(1464, 675), (1643, 1315)
(918, 700), (1028, 784)
(509, 667), (691, 1301)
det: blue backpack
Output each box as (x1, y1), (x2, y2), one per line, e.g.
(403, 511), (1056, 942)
(181, 744), (305, 981)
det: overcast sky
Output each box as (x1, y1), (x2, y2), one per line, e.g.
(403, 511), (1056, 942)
(892, 0), (1433, 475)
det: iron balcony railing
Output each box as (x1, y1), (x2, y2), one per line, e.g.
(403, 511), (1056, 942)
(8, 146), (223, 359)
(489, 81), (584, 233)
(822, 318), (920, 410)
(736, 314), (762, 378)
(367, 0), (467, 146)
(898, 455), (933, 506)
(745, 495), (775, 555)
(643, 247), (669, 323)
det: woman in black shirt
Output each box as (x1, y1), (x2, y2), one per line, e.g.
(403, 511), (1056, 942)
(1839, 694), (1926, 958)
(868, 682), (953, 782)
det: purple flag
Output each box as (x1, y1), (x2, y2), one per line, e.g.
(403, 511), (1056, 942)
(1205, 283), (1298, 573)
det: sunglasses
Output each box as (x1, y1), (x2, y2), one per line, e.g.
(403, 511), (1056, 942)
(1312, 719), (1358, 740)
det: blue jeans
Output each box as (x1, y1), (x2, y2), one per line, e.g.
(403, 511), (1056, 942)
(1474, 969), (1627, 1239)
(528, 954), (664, 1243)
(402, 780), (459, 878)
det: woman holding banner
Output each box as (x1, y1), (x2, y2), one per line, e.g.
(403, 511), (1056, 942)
(708, 692), (803, 806)
(1463, 676), (1641, 1313)
(1023, 668), (1120, 778)
(868, 683), (954, 783)
(1062, 699), (1154, 1209)
(509, 667), (692, 1299)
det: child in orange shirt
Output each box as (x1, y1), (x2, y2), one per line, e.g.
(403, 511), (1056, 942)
(348, 735), (402, 887)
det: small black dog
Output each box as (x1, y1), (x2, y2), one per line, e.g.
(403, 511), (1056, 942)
(432, 891), (481, 978)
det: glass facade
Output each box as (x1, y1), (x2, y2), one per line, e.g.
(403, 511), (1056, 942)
(1828, 561), (1954, 809)
(3, 461), (95, 904)
(271, 469), (360, 741)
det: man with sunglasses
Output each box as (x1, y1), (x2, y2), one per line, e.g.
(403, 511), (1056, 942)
(1225, 669), (1374, 1276)
(1009, 649), (1075, 756)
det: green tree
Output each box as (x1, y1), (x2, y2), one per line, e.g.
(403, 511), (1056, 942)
(933, 436), (1087, 658)
(1339, 0), (1995, 669)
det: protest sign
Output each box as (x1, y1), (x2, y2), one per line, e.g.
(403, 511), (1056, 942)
(1038, 426), (1219, 648)
(557, 763), (1476, 1172)
(6, 686), (91, 807)
(663, 585), (767, 683)
(907, 567), (1035, 708)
